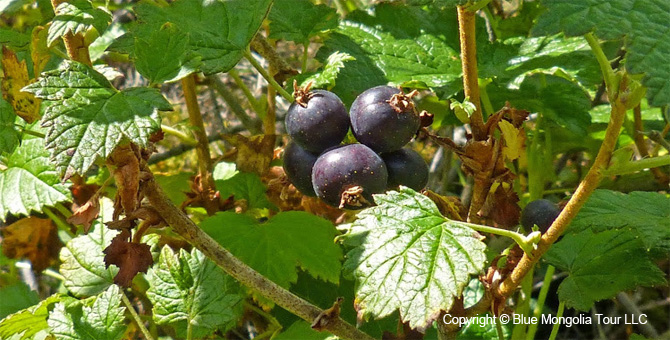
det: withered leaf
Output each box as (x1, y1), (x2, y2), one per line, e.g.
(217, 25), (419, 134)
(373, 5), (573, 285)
(103, 231), (153, 287)
(423, 190), (466, 221)
(481, 184), (521, 229)
(108, 145), (140, 215)
(1, 46), (40, 123)
(311, 297), (343, 331)
(2, 217), (62, 272)
(67, 198), (100, 233)
(224, 134), (276, 175)
(30, 25), (51, 76)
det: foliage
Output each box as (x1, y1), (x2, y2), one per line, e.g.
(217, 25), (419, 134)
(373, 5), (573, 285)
(1, 0), (669, 339)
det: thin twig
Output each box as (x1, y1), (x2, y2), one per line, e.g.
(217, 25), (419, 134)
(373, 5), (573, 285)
(207, 76), (263, 134)
(228, 69), (264, 116)
(632, 104), (669, 185)
(181, 74), (218, 214)
(244, 48), (293, 102)
(617, 292), (659, 339)
(144, 179), (375, 340)
(121, 291), (155, 340)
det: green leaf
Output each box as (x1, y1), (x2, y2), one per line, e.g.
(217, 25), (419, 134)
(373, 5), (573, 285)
(317, 4), (462, 104)
(0, 294), (68, 340)
(488, 74), (592, 135)
(0, 97), (20, 155)
(47, 285), (126, 340)
(340, 187), (487, 330)
(0, 282), (39, 320)
(268, 0), (337, 44)
(566, 190), (670, 254)
(133, 23), (201, 84)
(0, 138), (71, 221)
(146, 247), (243, 338)
(22, 61), (171, 178)
(200, 211), (342, 289)
(505, 35), (603, 89)
(59, 223), (119, 297)
(154, 172), (193, 207)
(115, 0), (272, 75)
(47, 0), (112, 46)
(213, 162), (274, 210)
(533, 0), (670, 107)
(299, 52), (355, 90)
(544, 228), (666, 311)
(0, 28), (30, 50)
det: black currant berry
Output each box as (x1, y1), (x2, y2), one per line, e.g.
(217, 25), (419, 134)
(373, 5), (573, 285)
(521, 199), (560, 233)
(349, 86), (420, 153)
(285, 86), (349, 153)
(283, 142), (319, 196)
(311, 144), (388, 209)
(382, 148), (428, 191)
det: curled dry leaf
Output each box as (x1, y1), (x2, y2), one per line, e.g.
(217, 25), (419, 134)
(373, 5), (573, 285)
(224, 134), (276, 175)
(1, 46), (41, 123)
(263, 166), (304, 211)
(423, 190), (466, 221)
(107, 144), (141, 216)
(67, 198), (100, 233)
(103, 229), (153, 287)
(1, 217), (62, 272)
(311, 297), (343, 331)
(479, 184), (521, 229)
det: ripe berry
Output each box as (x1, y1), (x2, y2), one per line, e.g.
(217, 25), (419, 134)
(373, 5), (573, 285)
(285, 85), (349, 153)
(349, 86), (420, 153)
(283, 142), (319, 196)
(382, 148), (428, 191)
(521, 199), (560, 233)
(311, 144), (388, 209)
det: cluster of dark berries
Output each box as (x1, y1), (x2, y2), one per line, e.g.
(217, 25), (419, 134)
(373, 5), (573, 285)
(283, 83), (429, 209)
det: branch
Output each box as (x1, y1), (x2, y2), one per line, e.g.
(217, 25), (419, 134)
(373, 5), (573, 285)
(181, 74), (218, 214)
(207, 76), (263, 134)
(495, 35), (629, 299)
(457, 5), (485, 141)
(143, 179), (375, 340)
(244, 48), (294, 102)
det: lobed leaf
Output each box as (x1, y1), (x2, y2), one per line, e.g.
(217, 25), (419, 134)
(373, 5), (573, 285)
(59, 223), (119, 297)
(545, 228), (666, 311)
(0, 138), (71, 221)
(0, 294), (69, 340)
(340, 187), (487, 330)
(111, 0), (272, 76)
(200, 211), (342, 290)
(317, 4), (462, 105)
(22, 61), (171, 178)
(533, 0), (670, 107)
(146, 247), (243, 338)
(566, 189), (670, 254)
(268, 0), (337, 44)
(47, 285), (126, 340)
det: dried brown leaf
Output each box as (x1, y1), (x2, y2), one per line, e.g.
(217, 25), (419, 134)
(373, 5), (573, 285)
(224, 134), (276, 175)
(2, 217), (62, 271)
(103, 230), (153, 287)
